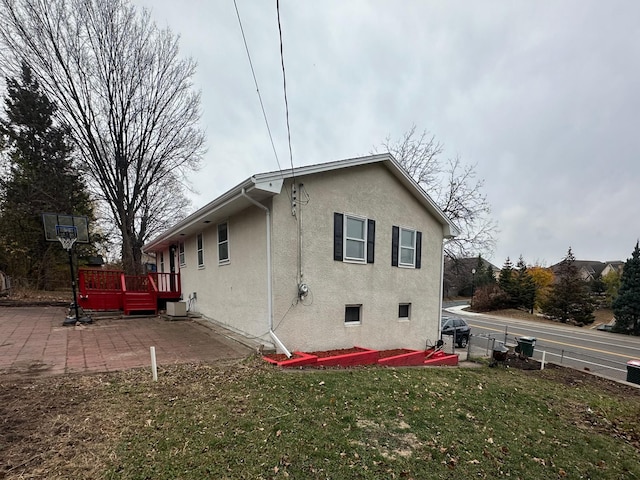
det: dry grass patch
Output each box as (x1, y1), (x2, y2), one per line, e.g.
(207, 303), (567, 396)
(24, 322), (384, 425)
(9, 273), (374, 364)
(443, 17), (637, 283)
(1, 357), (639, 479)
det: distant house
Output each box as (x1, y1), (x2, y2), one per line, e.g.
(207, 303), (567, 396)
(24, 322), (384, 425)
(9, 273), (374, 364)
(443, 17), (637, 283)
(443, 257), (499, 298)
(550, 260), (608, 282)
(601, 261), (624, 277)
(143, 154), (459, 353)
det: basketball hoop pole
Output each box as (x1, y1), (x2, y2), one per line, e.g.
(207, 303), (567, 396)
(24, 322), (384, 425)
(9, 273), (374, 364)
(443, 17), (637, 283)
(66, 245), (81, 324)
(43, 216), (92, 326)
(56, 229), (81, 325)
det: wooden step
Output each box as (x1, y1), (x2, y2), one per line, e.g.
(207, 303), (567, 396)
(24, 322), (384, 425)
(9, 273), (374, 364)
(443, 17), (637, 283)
(123, 292), (157, 315)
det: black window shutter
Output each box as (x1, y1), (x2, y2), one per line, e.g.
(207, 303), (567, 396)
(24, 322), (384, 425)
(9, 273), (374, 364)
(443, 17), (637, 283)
(416, 231), (422, 269)
(391, 226), (399, 266)
(367, 219), (375, 264)
(333, 213), (343, 261)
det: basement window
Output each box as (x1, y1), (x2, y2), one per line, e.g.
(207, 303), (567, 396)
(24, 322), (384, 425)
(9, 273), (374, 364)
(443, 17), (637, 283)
(345, 305), (362, 325)
(398, 303), (411, 320)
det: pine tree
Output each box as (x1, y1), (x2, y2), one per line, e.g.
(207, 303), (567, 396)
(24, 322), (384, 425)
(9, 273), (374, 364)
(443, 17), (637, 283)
(514, 256), (536, 313)
(543, 247), (595, 325)
(612, 241), (640, 335)
(498, 257), (517, 308)
(473, 255), (496, 288)
(0, 62), (94, 289)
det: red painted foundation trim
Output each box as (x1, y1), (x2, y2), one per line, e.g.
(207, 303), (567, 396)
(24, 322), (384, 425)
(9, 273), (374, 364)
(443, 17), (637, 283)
(262, 351), (318, 367)
(314, 346), (379, 367)
(377, 349), (426, 367)
(423, 350), (459, 366)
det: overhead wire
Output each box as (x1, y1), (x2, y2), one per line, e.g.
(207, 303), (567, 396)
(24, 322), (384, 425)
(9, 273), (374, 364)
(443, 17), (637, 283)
(276, 0), (296, 185)
(232, 0), (284, 176)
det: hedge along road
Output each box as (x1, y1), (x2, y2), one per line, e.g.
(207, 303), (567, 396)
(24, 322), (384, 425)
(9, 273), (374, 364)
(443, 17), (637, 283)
(446, 305), (640, 383)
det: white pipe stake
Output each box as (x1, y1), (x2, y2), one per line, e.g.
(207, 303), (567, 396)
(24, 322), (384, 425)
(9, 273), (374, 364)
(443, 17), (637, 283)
(541, 350), (546, 370)
(150, 346), (158, 381)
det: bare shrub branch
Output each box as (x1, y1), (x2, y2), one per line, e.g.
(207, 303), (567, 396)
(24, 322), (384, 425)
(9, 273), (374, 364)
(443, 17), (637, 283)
(376, 125), (497, 259)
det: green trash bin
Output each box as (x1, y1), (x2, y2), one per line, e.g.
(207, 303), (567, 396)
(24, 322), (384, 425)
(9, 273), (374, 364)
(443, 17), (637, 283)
(627, 360), (640, 385)
(516, 336), (536, 358)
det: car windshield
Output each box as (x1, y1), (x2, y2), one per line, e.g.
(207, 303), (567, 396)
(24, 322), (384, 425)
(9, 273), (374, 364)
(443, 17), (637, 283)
(441, 317), (450, 327)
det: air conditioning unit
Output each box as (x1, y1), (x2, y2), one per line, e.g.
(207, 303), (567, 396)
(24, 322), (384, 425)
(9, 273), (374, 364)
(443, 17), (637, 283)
(167, 301), (187, 317)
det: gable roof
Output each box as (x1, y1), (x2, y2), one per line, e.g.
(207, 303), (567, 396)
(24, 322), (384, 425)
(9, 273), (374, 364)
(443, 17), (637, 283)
(445, 257), (500, 273)
(143, 153), (460, 252)
(550, 259), (607, 278)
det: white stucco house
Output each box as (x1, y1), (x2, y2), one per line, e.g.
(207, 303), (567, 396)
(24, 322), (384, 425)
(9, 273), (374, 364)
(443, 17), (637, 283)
(143, 153), (459, 354)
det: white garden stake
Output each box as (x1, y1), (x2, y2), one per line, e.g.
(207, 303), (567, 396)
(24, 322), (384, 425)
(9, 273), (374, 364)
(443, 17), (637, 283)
(150, 346), (158, 381)
(541, 350), (546, 370)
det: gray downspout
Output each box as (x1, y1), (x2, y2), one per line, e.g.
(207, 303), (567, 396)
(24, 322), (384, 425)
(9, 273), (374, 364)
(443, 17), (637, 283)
(240, 188), (292, 357)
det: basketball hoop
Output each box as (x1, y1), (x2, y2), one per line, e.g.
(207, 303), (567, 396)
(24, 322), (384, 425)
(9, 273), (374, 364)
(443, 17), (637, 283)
(56, 225), (78, 251)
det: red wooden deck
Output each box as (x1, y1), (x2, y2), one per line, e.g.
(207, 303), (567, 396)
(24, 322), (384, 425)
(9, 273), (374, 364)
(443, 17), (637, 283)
(78, 269), (181, 315)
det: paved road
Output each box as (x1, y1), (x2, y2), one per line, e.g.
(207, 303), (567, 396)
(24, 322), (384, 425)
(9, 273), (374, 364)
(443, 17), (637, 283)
(446, 305), (640, 383)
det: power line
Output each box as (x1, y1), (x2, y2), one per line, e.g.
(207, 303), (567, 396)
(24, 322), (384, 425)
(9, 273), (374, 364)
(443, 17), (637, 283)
(233, 0), (283, 174)
(276, 0), (295, 183)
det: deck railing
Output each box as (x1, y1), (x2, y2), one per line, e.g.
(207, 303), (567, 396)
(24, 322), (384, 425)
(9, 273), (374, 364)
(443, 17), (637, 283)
(149, 272), (181, 295)
(78, 269), (181, 312)
(122, 274), (154, 292)
(79, 269), (122, 292)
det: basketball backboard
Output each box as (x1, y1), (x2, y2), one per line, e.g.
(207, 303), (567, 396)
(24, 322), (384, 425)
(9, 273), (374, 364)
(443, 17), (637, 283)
(42, 213), (89, 243)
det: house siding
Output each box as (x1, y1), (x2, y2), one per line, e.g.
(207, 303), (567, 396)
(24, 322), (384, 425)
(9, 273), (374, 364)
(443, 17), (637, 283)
(270, 163), (444, 351)
(179, 206), (269, 338)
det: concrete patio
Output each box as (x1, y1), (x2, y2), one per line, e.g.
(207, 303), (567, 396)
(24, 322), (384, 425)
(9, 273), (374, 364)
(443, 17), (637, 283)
(0, 306), (255, 376)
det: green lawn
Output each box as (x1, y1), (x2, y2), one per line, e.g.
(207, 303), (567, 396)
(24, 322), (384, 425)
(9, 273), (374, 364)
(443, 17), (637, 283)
(2, 357), (639, 479)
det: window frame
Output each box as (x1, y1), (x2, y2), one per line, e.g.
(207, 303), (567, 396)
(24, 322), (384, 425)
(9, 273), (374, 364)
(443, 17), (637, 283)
(399, 227), (417, 268)
(344, 304), (362, 325)
(398, 303), (411, 320)
(217, 222), (230, 265)
(343, 214), (367, 264)
(197, 233), (204, 268)
(392, 226), (422, 269)
(159, 252), (164, 273)
(178, 242), (185, 267)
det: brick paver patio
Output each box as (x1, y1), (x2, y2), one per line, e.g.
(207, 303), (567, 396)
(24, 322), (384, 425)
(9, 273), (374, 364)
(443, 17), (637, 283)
(0, 306), (254, 376)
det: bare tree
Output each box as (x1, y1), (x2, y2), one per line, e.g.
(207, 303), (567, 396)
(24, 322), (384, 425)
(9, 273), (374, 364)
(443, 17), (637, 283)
(0, 0), (205, 273)
(378, 125), (496, 259)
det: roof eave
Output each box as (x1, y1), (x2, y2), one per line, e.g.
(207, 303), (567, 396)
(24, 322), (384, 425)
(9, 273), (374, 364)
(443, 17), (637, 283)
(143, 176), (283, 252)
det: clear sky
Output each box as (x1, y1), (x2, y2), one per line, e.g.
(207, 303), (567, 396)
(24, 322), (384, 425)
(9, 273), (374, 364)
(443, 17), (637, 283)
(133, 0), (640, 267)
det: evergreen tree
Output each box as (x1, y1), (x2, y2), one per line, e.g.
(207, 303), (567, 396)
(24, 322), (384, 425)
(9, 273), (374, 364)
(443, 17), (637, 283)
(498, 257), (517, 307)
(473, 255), (496, 288)
(542, 247), (595, 325)
(514, 256), (536, 313)
(0, 63), (94, 289)
(612, 242), (640, 335)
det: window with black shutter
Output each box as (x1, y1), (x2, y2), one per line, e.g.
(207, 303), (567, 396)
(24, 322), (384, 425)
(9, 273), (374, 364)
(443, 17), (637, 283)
(334, 212), (375, 264)
(392, 226), (422, 268)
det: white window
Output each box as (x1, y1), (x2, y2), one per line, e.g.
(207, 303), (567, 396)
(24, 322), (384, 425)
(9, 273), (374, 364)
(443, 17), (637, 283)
(218, 222), (229, 265)
(344, 215), (366, 263)
(197, 233), (204, 268)
(159, 252), (164, 273)
(392, 226), (421, 268)
(334, 213), (375, 264)
(345, 304), (362, 324)
(179, 242), (185, 267)
(399, 228), (416, 267)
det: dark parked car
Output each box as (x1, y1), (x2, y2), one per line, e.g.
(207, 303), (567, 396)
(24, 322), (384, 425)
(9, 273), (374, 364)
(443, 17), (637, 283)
(440, 315), (471, 348)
